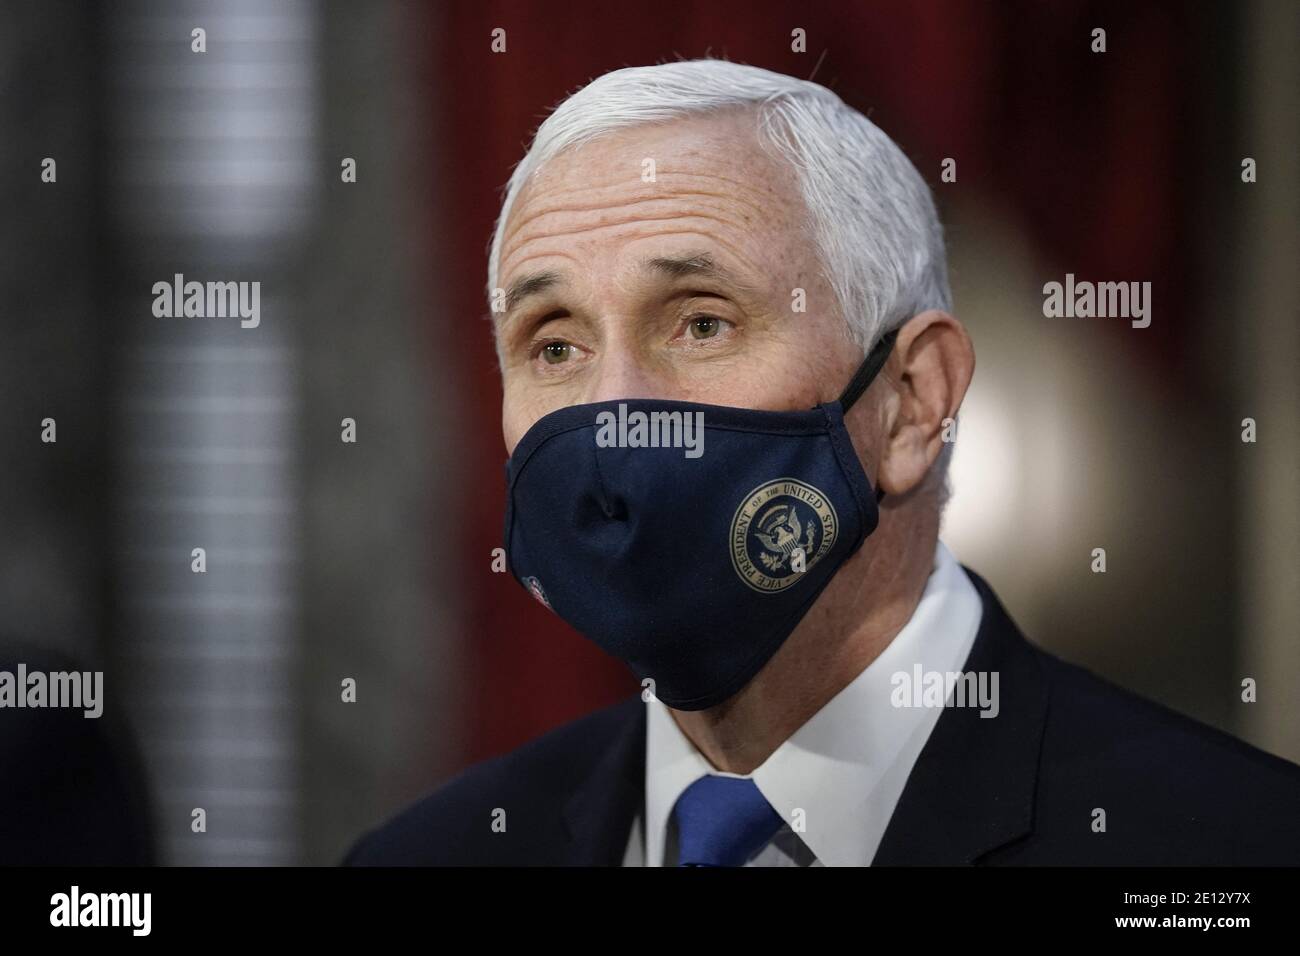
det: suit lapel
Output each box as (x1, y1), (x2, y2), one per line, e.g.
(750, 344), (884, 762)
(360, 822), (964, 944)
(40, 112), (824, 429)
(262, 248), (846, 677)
(557, 570), (1047, 866)
(560, 697), (646, 865)
(871, 568), (1049, 864)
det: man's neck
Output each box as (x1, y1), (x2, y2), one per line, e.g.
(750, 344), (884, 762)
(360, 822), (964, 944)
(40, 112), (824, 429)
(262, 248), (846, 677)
(668, 507), (939, 774)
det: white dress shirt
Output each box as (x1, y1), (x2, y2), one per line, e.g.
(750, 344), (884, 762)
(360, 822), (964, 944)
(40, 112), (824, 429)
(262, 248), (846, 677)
(621, 539), (983, 866)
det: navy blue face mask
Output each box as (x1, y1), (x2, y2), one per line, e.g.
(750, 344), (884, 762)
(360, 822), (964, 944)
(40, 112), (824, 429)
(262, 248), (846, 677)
(503, 330), (897, 711)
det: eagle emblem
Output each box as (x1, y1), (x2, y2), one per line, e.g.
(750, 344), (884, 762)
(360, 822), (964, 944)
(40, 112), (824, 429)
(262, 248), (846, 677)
(752, 502), (817, 572)
(729, 479), (839, 593)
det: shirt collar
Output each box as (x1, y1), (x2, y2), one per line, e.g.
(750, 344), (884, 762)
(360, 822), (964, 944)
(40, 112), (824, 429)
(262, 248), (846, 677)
(643, 539), (983, 866)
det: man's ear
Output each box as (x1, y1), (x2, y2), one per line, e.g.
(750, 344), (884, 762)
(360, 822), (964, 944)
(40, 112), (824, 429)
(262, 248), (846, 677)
(873, 310), (974, 498)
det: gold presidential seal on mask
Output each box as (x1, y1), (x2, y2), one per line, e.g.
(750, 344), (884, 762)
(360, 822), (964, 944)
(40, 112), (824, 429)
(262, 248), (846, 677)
(730, 478), (838, 593)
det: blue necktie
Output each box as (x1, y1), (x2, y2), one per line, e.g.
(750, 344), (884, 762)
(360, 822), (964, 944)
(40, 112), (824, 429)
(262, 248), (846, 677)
(672, 774), (784, 867)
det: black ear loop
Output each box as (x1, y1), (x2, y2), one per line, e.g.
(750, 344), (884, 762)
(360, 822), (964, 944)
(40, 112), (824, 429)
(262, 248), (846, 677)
(834, 328), (899, 505)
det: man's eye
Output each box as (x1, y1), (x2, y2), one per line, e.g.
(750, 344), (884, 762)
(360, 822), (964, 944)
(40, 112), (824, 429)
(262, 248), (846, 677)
(688, 315), (724, 340)
(540, 342), (573, 364)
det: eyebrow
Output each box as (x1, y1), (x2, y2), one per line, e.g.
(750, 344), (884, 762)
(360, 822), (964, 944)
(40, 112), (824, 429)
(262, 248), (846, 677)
(499, 251), (753, 320)
(502, 270), (563, 315)
(646, 251), (732, 282)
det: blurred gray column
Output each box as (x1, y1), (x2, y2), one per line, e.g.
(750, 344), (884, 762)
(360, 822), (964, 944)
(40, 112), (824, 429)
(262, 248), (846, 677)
(108, 0), (319, 865)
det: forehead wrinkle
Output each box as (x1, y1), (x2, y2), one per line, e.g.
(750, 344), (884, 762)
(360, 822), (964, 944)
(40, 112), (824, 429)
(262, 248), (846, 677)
(521, 171), (779, 219)
(501, 223), (778, 317)
(517, 166), (784, 217)
(503, 191), (770, 259)
(630, 229), (778, 297)
(500, 192), (804, 288)
(501, 220), (788, 312)
(500, 165), (797, 259)
(505, 211), (758, 265)
(507, 224), (769, 275)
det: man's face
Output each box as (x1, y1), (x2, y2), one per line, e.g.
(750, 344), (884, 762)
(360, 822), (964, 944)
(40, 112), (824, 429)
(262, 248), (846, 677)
(494, 110), (866, 454)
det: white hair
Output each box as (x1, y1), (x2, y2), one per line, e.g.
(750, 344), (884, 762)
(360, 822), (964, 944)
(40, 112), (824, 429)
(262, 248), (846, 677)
(487, 58), (956, 503)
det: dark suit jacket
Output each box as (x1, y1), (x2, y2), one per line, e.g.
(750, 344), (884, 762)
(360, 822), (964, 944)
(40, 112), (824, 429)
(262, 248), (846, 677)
(344, 570), (1300, 865)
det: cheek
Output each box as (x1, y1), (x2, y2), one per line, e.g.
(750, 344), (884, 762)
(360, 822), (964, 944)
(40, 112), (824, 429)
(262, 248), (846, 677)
(674, 356), (805, 411)
(730, 338), (859, 411)
(502, 404), (529, 457)
(502, 420), (522, 457)
(501, 381), (555, 455)
(794, 320), (864, 401)
(500, 380), (526, 455)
